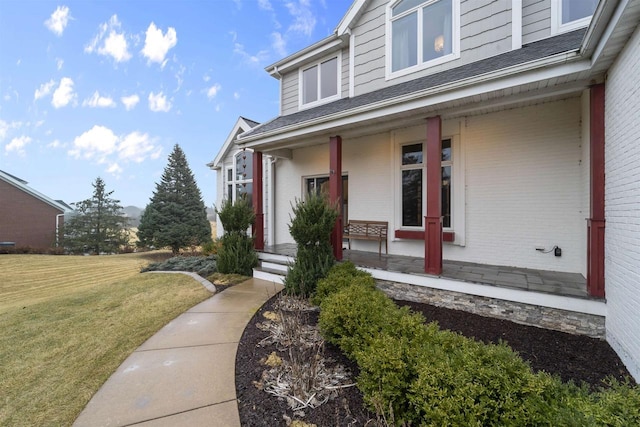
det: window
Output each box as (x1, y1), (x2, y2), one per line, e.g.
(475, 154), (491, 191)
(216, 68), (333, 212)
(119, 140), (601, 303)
(388, 0), (458, 76)
(305, 175), (349, 223)
(225, 150), (253, 207)
(400, 139), (452, 228)
(552, 0), (598, 33)
(300, 56), (340, 107)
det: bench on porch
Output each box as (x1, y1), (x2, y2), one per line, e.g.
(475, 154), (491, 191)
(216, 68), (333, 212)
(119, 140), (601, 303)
(344, 220), (388, 255)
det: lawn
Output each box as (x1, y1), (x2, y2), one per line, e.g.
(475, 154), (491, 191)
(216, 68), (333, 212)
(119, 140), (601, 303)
(0, 252), (212, 426)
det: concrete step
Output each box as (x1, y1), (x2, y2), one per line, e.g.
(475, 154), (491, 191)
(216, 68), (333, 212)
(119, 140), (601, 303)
(258, 252), (294, 264)
(253, 266), (285, 284)
(261, 260), (289, 273)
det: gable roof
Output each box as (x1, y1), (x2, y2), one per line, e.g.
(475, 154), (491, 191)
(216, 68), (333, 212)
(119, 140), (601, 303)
(0, 170), (72, 213)
(207, 117), (260, 169)
(241, 28), (586, 141)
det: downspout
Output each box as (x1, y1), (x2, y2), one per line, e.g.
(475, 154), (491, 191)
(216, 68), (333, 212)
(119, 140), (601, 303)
(268, 157), (277, 246)
(55, 213), (65, 247)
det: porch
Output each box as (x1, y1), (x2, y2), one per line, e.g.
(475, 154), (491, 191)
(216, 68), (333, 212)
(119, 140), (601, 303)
(256, 244), (606, 338)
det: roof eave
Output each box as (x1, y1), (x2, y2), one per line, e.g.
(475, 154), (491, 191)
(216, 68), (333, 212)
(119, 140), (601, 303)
(240, 51), (586, 147)
(265, 34), (345, 77)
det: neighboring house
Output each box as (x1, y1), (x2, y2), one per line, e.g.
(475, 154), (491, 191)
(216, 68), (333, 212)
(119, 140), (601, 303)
(213, 0), (640, 380)
(208, 117), (267, 239)
(0, 170), (72, 249)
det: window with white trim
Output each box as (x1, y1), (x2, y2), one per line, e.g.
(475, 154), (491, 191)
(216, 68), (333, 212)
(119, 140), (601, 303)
(399, 139), (452, 228)
(388, 0), (459, 77)
(305, 175), (349, 223)
(552, 0), (598, 34)
(300, 56), (340, 108)
(225, 150), (253, 207)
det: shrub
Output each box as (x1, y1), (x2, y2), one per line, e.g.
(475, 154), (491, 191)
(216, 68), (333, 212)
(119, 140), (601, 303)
(284, 194), (338, 297)
(316, 267), (640, 426)
(312, 261), (374, 306)
(215, 199), (258, 276)
(142, 255), (217, 277)
(201, 238), (221, 256)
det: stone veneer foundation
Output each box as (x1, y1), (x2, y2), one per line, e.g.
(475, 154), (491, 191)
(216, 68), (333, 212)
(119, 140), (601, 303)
(376, 280), (605, 339)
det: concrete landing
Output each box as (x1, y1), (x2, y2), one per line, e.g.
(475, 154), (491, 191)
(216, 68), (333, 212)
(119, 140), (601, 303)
(73, 278), (283, 427)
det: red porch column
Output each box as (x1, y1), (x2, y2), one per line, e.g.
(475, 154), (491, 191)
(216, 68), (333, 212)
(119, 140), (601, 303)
(425, 116), (443, 275)
(587, 83), (605, 297)
(329, 136), (343, 260)
(252, 150), (265, 250)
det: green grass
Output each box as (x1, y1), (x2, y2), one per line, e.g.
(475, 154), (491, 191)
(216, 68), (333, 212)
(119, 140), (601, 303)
(0, 252), (212, 426)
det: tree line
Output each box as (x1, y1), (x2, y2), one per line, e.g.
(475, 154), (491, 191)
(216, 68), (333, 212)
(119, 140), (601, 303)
(63, 145), (211, 255)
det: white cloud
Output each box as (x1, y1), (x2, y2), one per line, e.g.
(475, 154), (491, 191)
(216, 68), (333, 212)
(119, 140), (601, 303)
(234, 92), (240, 100)
(258, 0), (273, 11)
(271, 32), (287, 57)
(121, 94), (140, 110)
(69, 125), (118, 162)
(107, 163), (123, 175)
(286, 0), (316, 36)
(206, 83), (221, 99)
(141, 22), (177, 65)
(45, 6), (71, 36)
(82, 91), (116, 108)
(34, 79), (55, 100)
(233, 42), (270, 66)
(51, 77), (76, 108)
(5, 136), (32, 156)
(0, 119), (8, 141)
(148, 92), (171, 112)
(85, 15), (131, 63)
(56, 58), (64, 70)
(69, 125), (162, 172)
(47, 139), (62, 149)
(203, 74), (211, 82)
(118, 131), (160, 163)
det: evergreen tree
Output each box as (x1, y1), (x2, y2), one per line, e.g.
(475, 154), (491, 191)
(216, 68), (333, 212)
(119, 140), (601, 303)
(138, 144), (212, 254)
(63, 177), (130, 254)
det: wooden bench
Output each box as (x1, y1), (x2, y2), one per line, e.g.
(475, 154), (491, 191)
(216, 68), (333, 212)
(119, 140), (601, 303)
(344, 220), (388, 255)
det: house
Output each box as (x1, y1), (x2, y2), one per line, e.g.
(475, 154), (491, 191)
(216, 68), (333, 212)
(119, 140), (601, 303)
(0, 170), (72, 250)
(208, 117), (266, 239)
(212, 0), (640, 381)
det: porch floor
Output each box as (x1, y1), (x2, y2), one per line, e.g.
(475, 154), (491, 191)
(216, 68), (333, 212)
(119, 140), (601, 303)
(261, 244), (593, 300)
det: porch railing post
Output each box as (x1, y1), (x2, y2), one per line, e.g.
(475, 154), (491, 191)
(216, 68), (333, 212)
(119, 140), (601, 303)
(587, 83), (605, 297)
(330, 136), (343, 260)
(253, 150), (265, 250)
(425, 116), (443, 275)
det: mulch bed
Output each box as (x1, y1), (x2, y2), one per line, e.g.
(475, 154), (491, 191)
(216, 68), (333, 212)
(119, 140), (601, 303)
(235, 292), (635, 427)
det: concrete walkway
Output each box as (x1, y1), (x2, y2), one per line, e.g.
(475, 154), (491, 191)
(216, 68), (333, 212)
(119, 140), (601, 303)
(74, 278), (283, 427)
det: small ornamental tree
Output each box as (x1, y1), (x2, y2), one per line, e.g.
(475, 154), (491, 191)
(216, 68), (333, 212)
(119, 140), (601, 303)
(215, 198), (258, 276)
(63, 177), (130, 254)
(284, 193), (338, 297)
(137, 145), (212, 254)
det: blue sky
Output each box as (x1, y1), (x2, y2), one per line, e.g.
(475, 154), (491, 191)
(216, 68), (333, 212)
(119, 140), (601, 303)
(0, 0), (351, 208)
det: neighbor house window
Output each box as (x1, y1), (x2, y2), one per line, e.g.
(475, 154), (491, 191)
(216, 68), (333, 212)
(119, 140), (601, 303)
(400, 140), (452, 228)
(552, 0), (598, 33)
(388, 0), (458, 76)
(300, 56), (340, 107)
(225, 150), (253, 207)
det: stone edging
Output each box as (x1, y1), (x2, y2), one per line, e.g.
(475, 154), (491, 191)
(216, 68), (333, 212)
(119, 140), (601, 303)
(377, 280), (605, 339)
(144, 271), (217, 293)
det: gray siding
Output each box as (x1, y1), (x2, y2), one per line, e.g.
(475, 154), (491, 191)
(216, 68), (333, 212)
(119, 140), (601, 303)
(341, 48), (350, 97)
(281, 71), (298, 116)
(522, 0), (551, 44)
(352, 0), (513, 96)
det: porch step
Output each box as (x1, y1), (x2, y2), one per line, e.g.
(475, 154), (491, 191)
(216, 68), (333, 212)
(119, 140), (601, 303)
(253, 252), (290, 284)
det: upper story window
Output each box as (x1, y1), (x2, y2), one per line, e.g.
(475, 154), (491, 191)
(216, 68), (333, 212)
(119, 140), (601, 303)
(552, 0), (598, 34)
(300, 56), (340, 108)
(387, 0), (459, 78)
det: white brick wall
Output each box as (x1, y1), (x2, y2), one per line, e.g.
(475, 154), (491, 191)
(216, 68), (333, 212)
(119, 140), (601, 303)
(604, 25), (640, 382)
(450, 97), (587, 273)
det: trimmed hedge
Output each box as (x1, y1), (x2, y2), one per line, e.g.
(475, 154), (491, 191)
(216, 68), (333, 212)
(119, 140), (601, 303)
(317, 264), (640, 426)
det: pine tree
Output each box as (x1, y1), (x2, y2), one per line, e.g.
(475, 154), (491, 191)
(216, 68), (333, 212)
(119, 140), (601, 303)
(137, 144), (212, 254)
(63, 177), (130, 254)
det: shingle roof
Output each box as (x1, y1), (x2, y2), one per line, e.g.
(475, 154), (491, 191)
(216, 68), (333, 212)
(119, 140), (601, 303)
(242, 28), (586, 139)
